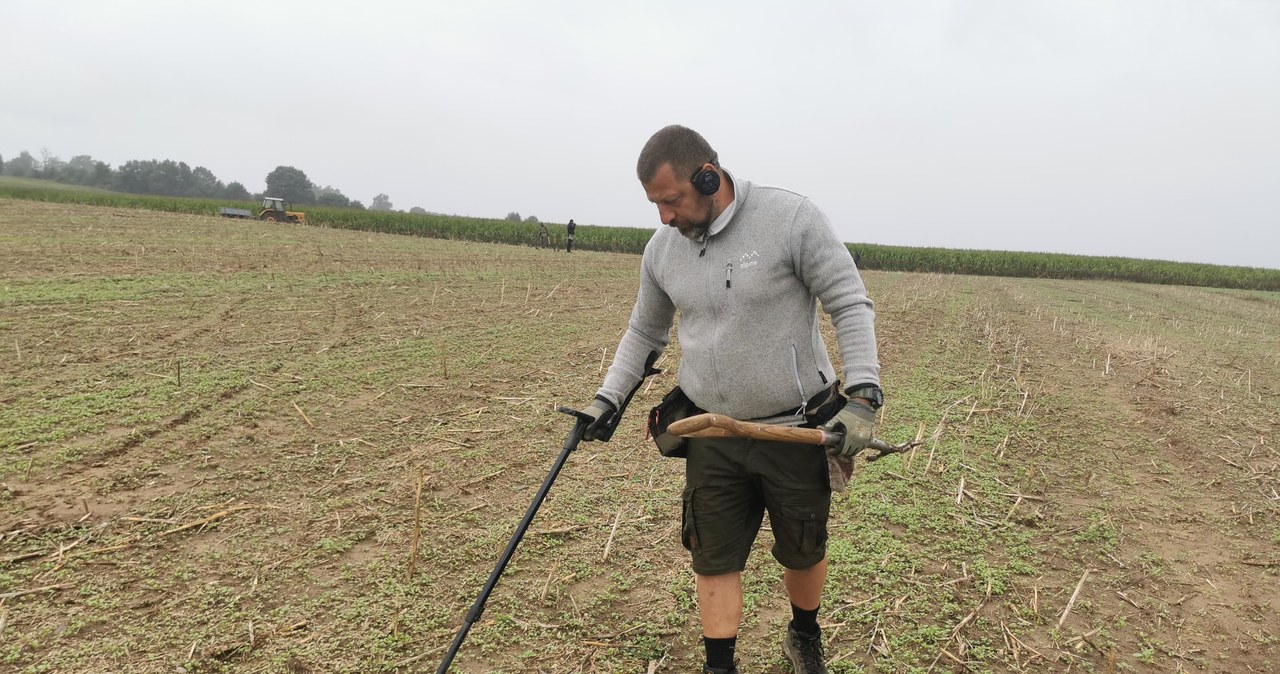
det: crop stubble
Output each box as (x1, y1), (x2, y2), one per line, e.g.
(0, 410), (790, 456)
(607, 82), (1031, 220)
(1, 200), (1277, 673)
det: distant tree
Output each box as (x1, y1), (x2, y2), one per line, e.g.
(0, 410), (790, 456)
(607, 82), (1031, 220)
(62, 155), (100, 185)
(190, 166), (225, 198)
(146, 160), (192, 196)
(0, 153), (5, 174)
(173, 161), (195, 195)
(4, 151), (37, 177)
(524, 215), (539, 223)
(37, 148), (62, 180)
(505, 211), (521, 222)
(91, 160), (113, 188)
(114, 159), (186, 194)
(370, 193), (393, 211)
(409, 206), (427, 215)
(264, 166), (315, 204)
(113, 159), (150, 192)
(225, 182), (251, 200)
(350, 200), (366, 210)
(314, 185), (351, 207)
(110, 159), (190, 196)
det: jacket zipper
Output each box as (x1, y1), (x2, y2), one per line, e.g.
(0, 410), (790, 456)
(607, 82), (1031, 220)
(704, 239), (723, 409)
(790, 344), (806, 416)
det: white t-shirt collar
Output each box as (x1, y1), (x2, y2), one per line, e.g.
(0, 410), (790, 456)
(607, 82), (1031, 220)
(704, 168), (737, 239)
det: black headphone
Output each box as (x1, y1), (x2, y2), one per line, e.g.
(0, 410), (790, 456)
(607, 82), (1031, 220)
(691, 162), (721, 196)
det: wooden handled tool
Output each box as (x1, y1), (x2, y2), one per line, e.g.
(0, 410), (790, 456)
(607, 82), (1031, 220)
(667, 413), (842, 445)
(667, 413), (919, 459)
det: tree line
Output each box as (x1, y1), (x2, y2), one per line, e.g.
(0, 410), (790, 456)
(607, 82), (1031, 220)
(0, 149), (407, 213)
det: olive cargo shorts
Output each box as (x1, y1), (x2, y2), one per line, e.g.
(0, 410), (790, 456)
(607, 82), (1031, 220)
(681, 435), (832, 576)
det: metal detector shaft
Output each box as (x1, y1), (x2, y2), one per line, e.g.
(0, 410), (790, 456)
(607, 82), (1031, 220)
(434, 420), (588, 673)
(436, 351), (660, 672)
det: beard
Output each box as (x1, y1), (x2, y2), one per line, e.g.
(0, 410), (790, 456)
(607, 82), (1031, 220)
(673, 195), (716, 241)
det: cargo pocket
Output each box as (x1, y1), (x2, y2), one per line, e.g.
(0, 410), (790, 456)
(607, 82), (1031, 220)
(774, 501), (828, 557)
(681, 486), (699, 552)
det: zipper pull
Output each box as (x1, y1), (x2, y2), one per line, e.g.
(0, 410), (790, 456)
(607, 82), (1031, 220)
(725, 262), (733, 288)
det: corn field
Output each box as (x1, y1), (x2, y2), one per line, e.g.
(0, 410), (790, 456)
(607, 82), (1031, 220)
(3, 179), (1277, 290)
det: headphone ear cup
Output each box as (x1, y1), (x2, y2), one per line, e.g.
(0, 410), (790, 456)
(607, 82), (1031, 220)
(692, 168), (721, 196)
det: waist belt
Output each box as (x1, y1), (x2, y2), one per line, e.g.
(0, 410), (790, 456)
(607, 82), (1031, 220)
(753, 381), (844, 428)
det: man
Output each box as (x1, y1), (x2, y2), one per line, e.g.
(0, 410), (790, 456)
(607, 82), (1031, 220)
(566, 218), (577, 252)
(579, 125), (882, 673)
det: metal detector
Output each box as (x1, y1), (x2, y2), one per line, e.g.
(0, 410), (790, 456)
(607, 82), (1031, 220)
(435, 351), (660, 672)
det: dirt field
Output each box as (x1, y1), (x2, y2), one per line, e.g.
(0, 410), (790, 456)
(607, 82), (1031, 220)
(2, 200), (1277, 673)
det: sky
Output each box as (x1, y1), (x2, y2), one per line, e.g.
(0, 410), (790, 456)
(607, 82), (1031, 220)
(2, 0), (1278, 269)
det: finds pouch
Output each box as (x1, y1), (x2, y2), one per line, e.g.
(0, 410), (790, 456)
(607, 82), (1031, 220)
(647, 386), (703, 458)
(801, 381), (846, 428)
(807, 381), (853, 493)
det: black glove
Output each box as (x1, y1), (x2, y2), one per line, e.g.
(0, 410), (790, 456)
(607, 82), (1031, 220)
(580, 397), (617, 441)
(821, 400), (876, 458)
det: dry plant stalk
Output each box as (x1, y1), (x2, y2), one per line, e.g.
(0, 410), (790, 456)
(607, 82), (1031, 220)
(645, 654), (668, 674)
(161, 505), (259, 538)
(249, 378), (274, 390)
(912, 396), (967, 474)
(0, 583), (72, 600)
(292, 402), (314, 428)
(438, 504), (485, 522)
(904, 421), (926, 470)
(1058, 569), (1091, 628)
(540, 562), (559, 601)
(601, 505), (625, 562)
(459, 469), (504, 488)
(407, 467), (424, 579)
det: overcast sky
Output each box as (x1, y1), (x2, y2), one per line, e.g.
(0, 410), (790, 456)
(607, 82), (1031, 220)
(3, 1), (1277, 269)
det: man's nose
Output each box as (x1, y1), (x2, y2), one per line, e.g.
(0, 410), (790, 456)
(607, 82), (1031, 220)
(658, 205), (675, 225)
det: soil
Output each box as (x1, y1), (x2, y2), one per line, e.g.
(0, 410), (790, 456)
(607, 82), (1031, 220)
(1, 200), (1277, 673)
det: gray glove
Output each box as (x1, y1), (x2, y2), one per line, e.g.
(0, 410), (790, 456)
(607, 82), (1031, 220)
(580, 397), (617, 441)
(822, 400), (876, 458)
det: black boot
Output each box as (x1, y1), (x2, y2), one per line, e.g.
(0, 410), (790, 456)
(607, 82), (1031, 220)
(782, 625), (828, 673)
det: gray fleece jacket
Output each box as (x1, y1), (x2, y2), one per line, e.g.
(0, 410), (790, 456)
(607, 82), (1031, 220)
(597, 176), (880, 421)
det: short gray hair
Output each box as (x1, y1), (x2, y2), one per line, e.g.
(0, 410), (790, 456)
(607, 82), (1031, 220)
(636, 125), (719, 183)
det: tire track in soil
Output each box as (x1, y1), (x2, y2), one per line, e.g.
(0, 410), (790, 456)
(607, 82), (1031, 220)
(151, 295), (248, 349)
(791, 274), (1277, 673)
(986, 278), (1279, 672)
(10, 290), (360, 531)
(6, 294), (364, 655)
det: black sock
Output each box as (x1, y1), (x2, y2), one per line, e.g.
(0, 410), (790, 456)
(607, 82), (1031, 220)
(790, 603), (820, 636)
(703, 635), (737, 669)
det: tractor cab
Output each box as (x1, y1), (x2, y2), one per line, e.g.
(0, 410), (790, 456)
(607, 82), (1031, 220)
(258, 197), (306, 224)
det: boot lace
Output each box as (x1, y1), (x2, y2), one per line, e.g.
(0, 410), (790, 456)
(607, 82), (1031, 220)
(787, 628), (827, 673)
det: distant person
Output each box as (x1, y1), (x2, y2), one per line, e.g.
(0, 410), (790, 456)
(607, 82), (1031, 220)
(538, 221), (550, 249)
(566, 219), (577, 252)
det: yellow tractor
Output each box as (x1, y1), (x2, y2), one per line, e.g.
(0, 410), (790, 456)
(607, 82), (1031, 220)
(259, 197), (306, 223)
